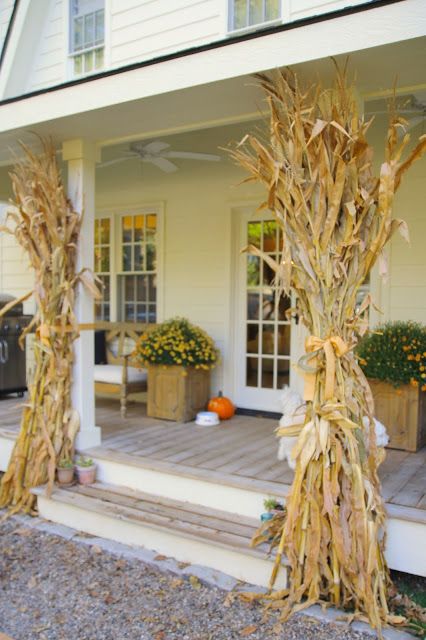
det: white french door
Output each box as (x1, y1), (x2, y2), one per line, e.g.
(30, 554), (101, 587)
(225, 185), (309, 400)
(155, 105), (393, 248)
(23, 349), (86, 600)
(233, 208), (305, 412)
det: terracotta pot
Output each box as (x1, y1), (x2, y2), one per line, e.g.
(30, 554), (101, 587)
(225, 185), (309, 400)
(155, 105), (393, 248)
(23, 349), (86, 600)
(75, 464), (97, 485)
(56, 466), (74, 485)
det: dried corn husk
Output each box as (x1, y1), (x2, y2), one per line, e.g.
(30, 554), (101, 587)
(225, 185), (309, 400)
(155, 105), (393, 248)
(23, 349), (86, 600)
(0, 140), (100, 515)
(230, 68), (426, 635)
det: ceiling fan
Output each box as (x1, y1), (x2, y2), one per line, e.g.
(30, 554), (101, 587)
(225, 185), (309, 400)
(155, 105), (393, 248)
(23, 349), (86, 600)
(98, 140), (221, 173)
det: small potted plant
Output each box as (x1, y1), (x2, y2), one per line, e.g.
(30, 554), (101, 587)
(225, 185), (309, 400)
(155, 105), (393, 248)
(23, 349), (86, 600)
(75, 456), (97, 485)
(56, 458), (74, 485)
(261, 497), (285, 522)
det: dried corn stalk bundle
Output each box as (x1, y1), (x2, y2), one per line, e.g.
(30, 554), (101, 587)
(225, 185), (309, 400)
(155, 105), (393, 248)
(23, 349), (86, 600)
(230, 69), (426, 634)
(0, 141), (100, 515)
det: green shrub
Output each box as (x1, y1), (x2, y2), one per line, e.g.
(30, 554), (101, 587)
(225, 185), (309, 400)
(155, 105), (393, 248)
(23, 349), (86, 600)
(357, 321), (426, 389)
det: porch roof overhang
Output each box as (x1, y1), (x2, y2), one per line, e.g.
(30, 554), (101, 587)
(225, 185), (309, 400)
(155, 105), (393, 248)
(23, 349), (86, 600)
(0, 0), (424, 164)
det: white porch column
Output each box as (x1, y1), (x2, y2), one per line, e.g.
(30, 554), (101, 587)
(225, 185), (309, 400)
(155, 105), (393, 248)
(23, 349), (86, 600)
(63, 139), (101, 450)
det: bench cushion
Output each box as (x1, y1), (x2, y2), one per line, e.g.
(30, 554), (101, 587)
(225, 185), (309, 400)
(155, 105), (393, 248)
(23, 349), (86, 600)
(94, 364), (147, 385)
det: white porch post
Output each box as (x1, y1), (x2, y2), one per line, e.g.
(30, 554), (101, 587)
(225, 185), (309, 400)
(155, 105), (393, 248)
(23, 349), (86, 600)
(63, 139), (101, 450)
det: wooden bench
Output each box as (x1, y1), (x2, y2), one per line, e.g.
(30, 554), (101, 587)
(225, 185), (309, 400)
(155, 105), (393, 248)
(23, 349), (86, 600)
(94, 322), (156, 418)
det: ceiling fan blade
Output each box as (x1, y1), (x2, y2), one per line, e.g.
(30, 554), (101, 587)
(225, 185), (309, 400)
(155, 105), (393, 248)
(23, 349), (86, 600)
(164, 151), (221, 162)
(97, 156), (136, 168)
(148, 157), (178, 173)
(141, 141), (170, 154)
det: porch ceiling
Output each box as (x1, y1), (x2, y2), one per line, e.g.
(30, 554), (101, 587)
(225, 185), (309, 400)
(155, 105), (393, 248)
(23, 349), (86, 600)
(0, 36), (424, 166)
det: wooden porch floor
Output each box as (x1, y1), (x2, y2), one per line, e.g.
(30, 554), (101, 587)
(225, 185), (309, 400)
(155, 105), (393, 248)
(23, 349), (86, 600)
(1, 394), (425, 514)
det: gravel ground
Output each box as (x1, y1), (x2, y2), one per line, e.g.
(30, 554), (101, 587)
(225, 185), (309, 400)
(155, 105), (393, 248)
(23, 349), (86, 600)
(0, 517), (379, 640)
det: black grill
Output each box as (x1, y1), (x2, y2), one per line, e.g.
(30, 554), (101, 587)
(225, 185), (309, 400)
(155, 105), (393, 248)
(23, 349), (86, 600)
(0, 294), (32, 396)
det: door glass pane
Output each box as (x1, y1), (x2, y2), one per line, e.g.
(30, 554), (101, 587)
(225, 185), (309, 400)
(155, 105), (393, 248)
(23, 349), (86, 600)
(246, 325), (259, 354)
(94, 247), (101, 272)
(262, 292), (275, 320)
(247, 221), (261, 248)
(277, 362), (290, 389)
(261, 358), (274, 388)
(103, 303), (110, 321)
(247, 255), (260, 286)
(246, 357), (258, 387)
(277, 324), (290, 356)
(102, 275), (110, 302)
(263, 221), (277, 252)
(262, 324), (275, 355)
(247, 293), (259, 320)
(277, 294), (291, 321)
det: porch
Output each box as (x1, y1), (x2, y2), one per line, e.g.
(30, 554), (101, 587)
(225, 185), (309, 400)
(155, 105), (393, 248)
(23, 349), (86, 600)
(1, 394), (425, 580)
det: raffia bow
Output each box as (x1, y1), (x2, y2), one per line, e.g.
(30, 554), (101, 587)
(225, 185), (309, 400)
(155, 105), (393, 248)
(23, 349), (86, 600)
(298, 335), (349, 402)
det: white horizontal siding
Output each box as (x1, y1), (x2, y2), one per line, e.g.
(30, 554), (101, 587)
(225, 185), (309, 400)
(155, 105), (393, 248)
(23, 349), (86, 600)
(110, 0), (222, 66)
(288, 0), (375, 20)
(26, 0), (64, 93)
(0, 0), (14, 57)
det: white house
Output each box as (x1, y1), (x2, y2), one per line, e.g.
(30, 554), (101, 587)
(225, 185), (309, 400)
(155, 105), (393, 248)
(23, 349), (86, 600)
(0, 0), (425, 586)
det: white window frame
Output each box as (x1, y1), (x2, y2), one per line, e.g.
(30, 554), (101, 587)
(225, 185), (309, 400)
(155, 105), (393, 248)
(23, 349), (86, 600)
(95, 204), (164, 324)
(227, 0), (282, 34)
(68, 0), (106, 77)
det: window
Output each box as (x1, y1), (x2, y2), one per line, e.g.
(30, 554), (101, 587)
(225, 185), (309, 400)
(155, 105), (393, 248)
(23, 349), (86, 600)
(94, 211), (160, 324)
(119, 214), (157, 323)
(229, 0), (281, 31)
(94, 217), (111, 321)
(70, 0), (104, 76)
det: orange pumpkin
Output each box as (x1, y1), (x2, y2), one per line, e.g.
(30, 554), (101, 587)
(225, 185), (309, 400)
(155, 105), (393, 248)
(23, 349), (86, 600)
(208, 391), (235, 420)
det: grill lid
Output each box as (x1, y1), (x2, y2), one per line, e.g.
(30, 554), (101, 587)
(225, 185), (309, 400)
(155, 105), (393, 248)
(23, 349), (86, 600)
(0, 294), (23, 316)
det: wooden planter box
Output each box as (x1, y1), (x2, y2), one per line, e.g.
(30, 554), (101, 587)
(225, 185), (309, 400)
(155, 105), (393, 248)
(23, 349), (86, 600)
(368, 378), (426, 452)
(147, 365), (210, 422)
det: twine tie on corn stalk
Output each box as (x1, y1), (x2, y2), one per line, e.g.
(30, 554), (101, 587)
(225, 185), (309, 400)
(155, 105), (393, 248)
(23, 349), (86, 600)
(298, 335), (350, 401)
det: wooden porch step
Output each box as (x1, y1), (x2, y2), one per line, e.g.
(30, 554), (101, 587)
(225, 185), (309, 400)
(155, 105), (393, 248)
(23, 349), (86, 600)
(32, 482), (287, 589)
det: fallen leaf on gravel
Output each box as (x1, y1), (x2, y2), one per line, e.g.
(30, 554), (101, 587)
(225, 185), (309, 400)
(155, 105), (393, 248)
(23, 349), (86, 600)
(104, 593), (119, 605)
(224, 592), (236, 607)
(154, 554), (167, 561)
(87, 589), (100, 597)
(178, 561), (190, 569)
(91, 545), (102, 554)
(170, 578), (183, 588)
(154, 633), (165, 640)
(115, 559), (126, 570)
(27, 576), (37, 589)
(14, 527), (32, 537)
(273, 623), (283, 634)
(240, 625), (257, 636)
(189, 575), (201, 589)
